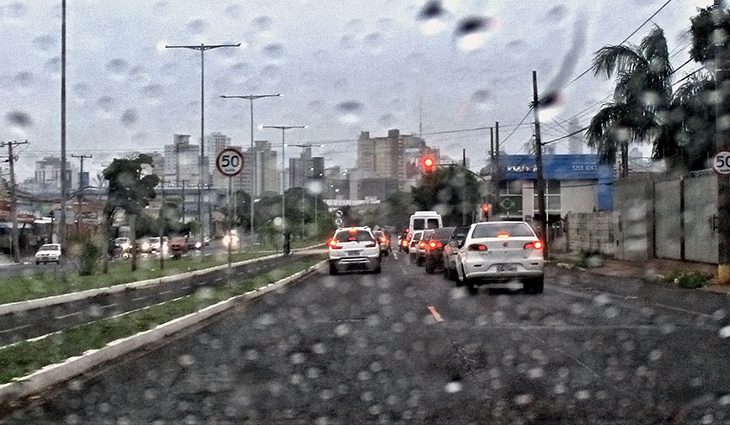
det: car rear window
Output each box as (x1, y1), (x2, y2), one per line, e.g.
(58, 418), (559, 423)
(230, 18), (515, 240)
(433, 227), (455, 241)
(471, 223), (535, 238)
(334, 230), (374, 242)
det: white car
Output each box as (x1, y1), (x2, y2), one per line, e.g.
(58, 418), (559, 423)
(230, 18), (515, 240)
(328, 227), (381, 275)
(455, 221), (544, 294)
(35, 243), (62, 265)
(408, 230), (425, 263)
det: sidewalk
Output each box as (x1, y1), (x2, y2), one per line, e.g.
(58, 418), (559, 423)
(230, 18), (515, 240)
(550, 252), (730, 295)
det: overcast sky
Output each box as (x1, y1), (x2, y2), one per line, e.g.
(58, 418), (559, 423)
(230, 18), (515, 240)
(0, 0), (713, 180)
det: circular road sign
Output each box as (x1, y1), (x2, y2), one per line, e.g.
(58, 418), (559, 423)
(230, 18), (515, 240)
(714, 151), (730, 175)
(335, 217), (344, 226)
(335, 209), (344, 218)
(216, 147), (245, 177)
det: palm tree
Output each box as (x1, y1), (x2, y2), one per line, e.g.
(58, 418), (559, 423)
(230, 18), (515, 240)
(586, 26), (673, 177)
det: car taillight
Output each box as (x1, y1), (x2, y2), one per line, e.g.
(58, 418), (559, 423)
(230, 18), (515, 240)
(418, 241), (426, 249)
(401, 240), (408, 247)
(524, 241), (543, 250)
(428, 241), (442, 249)
(328, 239), (343, 250)
(468, 244), (488, 251)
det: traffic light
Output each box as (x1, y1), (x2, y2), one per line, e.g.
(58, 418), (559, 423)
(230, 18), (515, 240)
(481, 203), (490, 219)
(420, 155), (437, 173)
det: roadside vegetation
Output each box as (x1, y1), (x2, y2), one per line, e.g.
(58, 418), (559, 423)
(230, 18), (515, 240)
(0, 251), (270, 305)
(0, 256), (322, 384)
(664, 270), (713, 289)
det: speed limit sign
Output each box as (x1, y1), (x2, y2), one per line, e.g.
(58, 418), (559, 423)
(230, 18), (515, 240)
(714, 151), (730, 175)
(216, 147), (244, 177)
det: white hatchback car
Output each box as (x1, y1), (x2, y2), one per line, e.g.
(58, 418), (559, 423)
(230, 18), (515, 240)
(35, 243), (62, 265)
(455, 221), (544, 294)
(328, 227), (381, 275)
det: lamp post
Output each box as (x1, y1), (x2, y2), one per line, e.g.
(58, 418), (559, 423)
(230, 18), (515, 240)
(165, 42), (241, 254)
(220, 94), (280, 243)
(262, 125), (306, 251)
(288, 143), (323, 239)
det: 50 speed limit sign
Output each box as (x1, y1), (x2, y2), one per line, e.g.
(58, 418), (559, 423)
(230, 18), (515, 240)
(714, 151), (730, 175)
(216, 147), (245, 177)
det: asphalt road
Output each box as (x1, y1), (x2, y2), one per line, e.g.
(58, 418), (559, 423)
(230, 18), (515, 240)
(4, 252), (730, 424)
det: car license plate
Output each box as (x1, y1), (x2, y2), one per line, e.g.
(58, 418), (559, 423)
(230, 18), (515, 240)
(347, 250), (361, 256)
(497, 264), (517, 272)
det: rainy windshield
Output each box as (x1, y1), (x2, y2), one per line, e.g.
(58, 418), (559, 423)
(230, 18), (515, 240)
(2, 1), (730, 424)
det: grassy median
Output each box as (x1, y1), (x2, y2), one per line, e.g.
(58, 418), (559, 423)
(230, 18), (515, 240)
(0, 251), (272, 305)
(0, 256), (323, 384)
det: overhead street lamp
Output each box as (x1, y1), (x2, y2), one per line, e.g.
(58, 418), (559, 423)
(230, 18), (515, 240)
(165, 42), (241, 253)
(262, 125), (306, 252)
(220, 93), (280, 242)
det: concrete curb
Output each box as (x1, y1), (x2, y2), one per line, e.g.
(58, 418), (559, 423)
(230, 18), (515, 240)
(0, 259), (326, 405)
(0, 253), (283, 316)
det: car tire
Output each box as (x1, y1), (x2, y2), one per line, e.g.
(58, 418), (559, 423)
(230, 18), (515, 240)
(373, 261), (382, 274)
(35, 261), (39, 265)
(465, 278), (478, 295)
(383, 250), (389, 257)
(525, 276), (544, 294)
(425, 259), (435, 274)
(416, 256), (424, 267)
(329, 261), (338, 275)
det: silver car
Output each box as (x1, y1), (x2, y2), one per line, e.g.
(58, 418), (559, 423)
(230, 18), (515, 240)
(328, 227), (381, 275)
(455, 221), (544, 294)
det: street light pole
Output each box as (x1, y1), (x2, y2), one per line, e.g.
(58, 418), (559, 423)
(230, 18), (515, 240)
(166, 42), (240, 255)
(262, 125), (306, 251)
(220, 93), (280, 243)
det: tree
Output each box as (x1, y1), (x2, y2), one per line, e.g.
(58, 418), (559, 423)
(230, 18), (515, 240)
(587, 26), (673, 177)
(411, 166), (482, 226)
(101, 154), (160, 272)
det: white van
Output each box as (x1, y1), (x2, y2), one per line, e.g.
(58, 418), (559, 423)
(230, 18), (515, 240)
(409, 211), (442, 234)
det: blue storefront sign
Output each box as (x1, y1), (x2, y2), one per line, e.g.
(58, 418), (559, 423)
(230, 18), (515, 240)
(501, 154), (613, 211)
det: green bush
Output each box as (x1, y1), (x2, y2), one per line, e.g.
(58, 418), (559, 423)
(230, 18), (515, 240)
(665, 271), (712, 289)
(72, 239), (101, 276)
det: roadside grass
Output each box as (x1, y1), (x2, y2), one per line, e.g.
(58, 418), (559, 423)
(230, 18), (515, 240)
(0, 251), (269, 305)
(0, 256), (323, 384)
(664, 270), (712, 289)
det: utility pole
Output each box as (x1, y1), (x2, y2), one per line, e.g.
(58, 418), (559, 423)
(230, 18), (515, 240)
(166, 42), (241, 255)
(220, 93), (281, 244)
(715, 0), (730, 284)
(181, 179), (188, 224)
(3, 140), (28, 263)
(532, 70), (549, 258)
(159, 179), (165, 271)
(59, 0), (67, 250)
(494, 121), (501, 218)
(262, 125), (306, 253)
(71, 154), (92, 233)
(462, 148), (467, 225)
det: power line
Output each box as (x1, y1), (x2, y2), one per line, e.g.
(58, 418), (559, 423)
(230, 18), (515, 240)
(568, 0), (676, 87)
(500, 108), (534, 146)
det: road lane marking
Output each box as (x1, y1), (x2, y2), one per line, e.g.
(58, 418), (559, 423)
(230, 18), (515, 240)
(54, 311), (82, 320)
(101, 303), (118, 309)
(393, 252), (398, 260)
(428, 305), (444, 322)
(131, 296), (148, 302)
(0, 324), (31, 334)
(160, 290), (172, 295)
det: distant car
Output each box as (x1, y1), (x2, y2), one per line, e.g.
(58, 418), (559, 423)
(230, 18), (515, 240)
(442, 226), (470, 281)
(222, 231), (238, 249)
(423, 227), (456, 274)
(113, 237), (132, 253)
(415, 229), (434, 266)
(328, 226), (381, 275)
(408, 230), (424, 263)
(136, 238), (152, 254)
(373, 230), (391, 256)
(455, 221), (545, 294)
(169, 237), (189, 256)
(35, 243), (62, 265)
(147, 236), (168, 254)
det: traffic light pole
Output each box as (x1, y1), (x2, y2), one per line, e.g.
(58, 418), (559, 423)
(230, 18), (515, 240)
(532, 70), (549, 258)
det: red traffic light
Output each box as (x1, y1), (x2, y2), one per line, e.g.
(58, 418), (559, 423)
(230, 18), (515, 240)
(421, 155), (437, 173)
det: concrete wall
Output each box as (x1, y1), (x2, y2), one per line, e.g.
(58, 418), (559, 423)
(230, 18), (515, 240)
(566, 211), (617, 254)
(654, 178), (682, 260)
(614, 176), (654, 262)
(683, 174), (718, 263)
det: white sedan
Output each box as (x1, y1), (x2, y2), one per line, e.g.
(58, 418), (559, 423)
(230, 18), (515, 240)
(35, 243), (62, 265)
(455, 221), (544, 294)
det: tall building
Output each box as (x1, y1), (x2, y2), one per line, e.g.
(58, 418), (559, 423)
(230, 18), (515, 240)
(357, 129), (434, 191)
(164, 134), (207, 188)
(241, 140), (279, 196)
(288, 146), (325, 189)
(32, 156), (74, 192)
(568, 118), (584, 155)
(207, 132), (231, 183)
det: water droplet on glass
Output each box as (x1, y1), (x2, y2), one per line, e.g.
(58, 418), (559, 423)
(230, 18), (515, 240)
(121, 109), (139, 128)
(106, 59), (128, 78)
(33, 35), (56, 53)
(178, 354), (195, 367)
(252, 15), (273, 30)
(263, 43), (285, 59)
(546, 5), (567, 23)
(719, 326), (730, 338)
(225, 5), (243, 19)
(454, 16), (493, 52)
(575, 390), (591, 400)
(334, 323), (351, 336)
(444, 381), (462, 393)
(6, 2), (28, 20)
(417, 1), (447, 36)
(514, 393), (533, 405)
(186, 18), (208, 34)
(5, 111), (32, 128)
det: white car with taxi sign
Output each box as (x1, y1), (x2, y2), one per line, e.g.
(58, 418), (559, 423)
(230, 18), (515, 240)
(455, 221), (544, 294)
